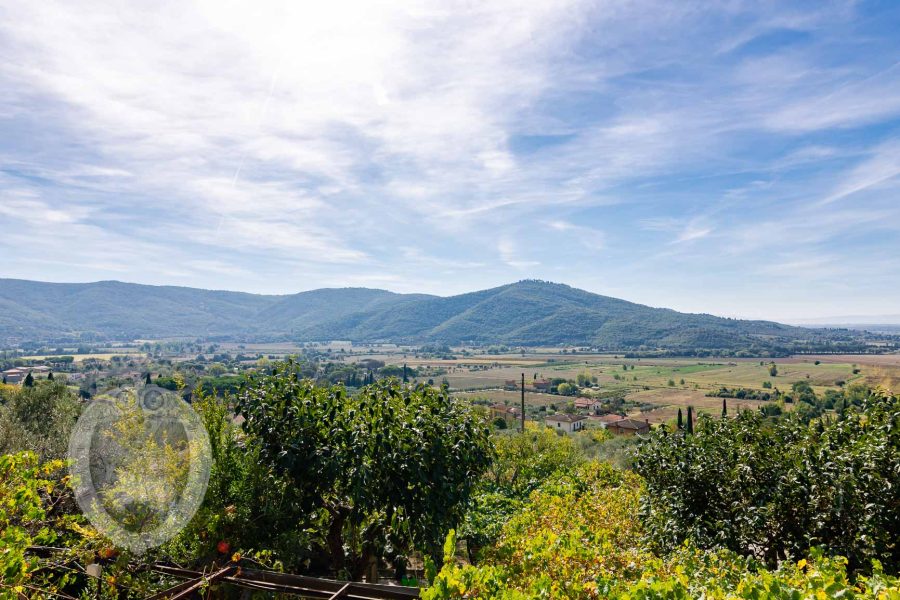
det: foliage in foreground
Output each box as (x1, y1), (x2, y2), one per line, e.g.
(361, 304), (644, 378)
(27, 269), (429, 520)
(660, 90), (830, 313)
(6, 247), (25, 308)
(636, 388), (900, 572)
(461, 427), (585, 559)
(0, 379), (81, 461)
(237, 363), (494, 579)
(424, 463), (900, 599)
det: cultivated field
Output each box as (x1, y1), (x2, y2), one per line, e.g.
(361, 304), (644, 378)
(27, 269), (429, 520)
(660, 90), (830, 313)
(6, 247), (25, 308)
(371, 350), (900, 426)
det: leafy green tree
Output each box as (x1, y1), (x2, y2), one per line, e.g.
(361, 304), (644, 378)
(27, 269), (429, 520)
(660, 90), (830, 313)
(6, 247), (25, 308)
(769, 364), (778, 377)
(576, 371), (592, 387)
(237, 362), (493, 579)
(23, 372), (34, 387)
(636, 389), (900, 572)
(164, 390), (295, 569)
(0, 379), (81, 461)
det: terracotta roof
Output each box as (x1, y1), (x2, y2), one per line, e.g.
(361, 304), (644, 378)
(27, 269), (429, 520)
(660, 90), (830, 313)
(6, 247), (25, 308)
(597, 414), (625, 423)
(611, 418), (650, 430)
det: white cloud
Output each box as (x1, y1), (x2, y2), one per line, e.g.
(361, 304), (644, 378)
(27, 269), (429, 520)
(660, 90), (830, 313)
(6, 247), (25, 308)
(497, 236), (540, 269)
(818, 141), (900, 205)
(1, 0), (899, 318)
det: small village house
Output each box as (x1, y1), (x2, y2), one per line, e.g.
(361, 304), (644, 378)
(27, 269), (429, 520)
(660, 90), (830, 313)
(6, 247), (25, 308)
(2, 365), (51, 384)
(545, 413), (586, 433)
(531, 378), (552, 391)
(607, 417), (651, 436)
(574, 397), (604, 415)
(489, 403), (520, 425)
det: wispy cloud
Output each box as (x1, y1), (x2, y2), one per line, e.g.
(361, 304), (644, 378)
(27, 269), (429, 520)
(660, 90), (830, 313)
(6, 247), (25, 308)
(0, 0), (899, 318)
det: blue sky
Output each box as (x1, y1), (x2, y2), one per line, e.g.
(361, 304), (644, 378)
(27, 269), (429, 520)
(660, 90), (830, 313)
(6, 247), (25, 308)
(1, 1), (899, 322)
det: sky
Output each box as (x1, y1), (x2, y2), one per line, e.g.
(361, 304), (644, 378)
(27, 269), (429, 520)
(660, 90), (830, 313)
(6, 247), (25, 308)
(1, 1), (899, 323)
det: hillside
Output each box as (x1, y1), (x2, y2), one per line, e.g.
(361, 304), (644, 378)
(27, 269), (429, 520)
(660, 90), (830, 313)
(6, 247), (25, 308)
(0, 278), (883, 353)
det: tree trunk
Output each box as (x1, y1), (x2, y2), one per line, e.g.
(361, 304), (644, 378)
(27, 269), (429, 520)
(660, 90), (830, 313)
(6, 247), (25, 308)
(327, 511), (347, 575)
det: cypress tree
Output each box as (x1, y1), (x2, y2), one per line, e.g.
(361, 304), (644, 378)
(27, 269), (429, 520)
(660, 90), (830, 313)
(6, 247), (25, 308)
(145, 372), (152, 385)
(686, 405), (693, 434)
(721, 398), (727, 418)
(677, 408), (683, 430)
(402, 363), (409, 383)
(1, 375), (6, 384)
(23, 372), (34, 387)
(48, 371), (54, 381)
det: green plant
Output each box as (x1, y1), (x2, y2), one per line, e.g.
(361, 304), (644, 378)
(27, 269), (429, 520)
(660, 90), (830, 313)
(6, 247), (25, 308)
(237, 363), (493, 579)
(635, 389), (900, 572)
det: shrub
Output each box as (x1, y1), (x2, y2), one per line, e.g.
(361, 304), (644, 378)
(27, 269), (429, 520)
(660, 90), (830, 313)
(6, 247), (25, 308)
(635, 389), (900, 572)
(0, 379), (81, 461)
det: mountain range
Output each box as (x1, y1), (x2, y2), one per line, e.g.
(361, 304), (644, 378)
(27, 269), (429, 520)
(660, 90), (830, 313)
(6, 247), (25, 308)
(0, 278), (884, 353)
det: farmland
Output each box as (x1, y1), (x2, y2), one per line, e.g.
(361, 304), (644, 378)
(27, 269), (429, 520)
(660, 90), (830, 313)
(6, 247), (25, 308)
(343, 349), (894, 425)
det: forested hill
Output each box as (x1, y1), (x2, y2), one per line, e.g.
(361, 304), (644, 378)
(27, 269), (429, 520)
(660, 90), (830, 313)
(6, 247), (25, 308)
(0, 278), (885, 354)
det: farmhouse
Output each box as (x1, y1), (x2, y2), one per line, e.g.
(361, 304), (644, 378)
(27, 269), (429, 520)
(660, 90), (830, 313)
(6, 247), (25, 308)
(574, 397), (603, 414)
(2, 365), (51, 384)
(489, 403), (520, 425)
(545, 413), (586, 433)
(607, 417), (651, 436)
(531, 378), (552, 391)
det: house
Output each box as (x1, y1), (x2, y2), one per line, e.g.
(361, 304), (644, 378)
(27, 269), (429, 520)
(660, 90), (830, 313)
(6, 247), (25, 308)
(2, 366), (51, 385)
(574, 397), (604, 415)
(607, 418), (651, 436)
(1, 368), (26, 384)
(503, 379), (519, 390)
(489, 403), (520, 424)
(531, 378), (552, 391)
(545, 413), (586, 433)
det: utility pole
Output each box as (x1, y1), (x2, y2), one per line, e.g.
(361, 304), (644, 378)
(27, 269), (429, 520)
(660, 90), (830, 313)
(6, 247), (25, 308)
(520, 372), (525, 433)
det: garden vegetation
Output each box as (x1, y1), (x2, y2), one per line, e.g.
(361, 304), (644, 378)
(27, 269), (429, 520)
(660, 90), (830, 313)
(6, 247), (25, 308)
(0, 366), (898, 598)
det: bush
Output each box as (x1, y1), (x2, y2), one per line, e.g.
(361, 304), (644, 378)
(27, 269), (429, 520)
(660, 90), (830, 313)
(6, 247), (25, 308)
(635, 389), (900, 572)
(424, 463), (900, 598)
(0, 452), (88, 596)
(0, 379), (81, 461)
(237, 364), (493, 579)
(461, 427), (584, 559)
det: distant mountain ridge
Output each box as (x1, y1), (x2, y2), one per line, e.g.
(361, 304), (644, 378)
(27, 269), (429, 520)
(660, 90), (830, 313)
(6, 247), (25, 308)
(0, 278), (886, 353)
